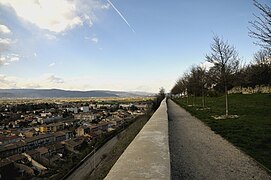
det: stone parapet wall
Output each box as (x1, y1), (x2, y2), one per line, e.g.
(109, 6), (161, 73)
(105, 99), (170, 180)
(229, 86), (271, 94)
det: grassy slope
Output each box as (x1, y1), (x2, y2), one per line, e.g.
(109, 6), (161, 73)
(173, 94), (271, 170)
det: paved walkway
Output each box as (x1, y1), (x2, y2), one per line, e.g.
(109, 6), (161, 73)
(168, 99), (271, 180)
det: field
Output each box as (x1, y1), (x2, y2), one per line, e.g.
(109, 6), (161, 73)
(173, 94), (271, 170)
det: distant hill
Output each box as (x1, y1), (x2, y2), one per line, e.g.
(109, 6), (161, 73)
(0, 89), (154, 98)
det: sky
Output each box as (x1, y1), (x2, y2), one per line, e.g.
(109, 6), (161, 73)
(0, 0), (268, 93)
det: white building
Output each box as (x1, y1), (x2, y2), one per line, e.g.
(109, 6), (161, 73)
(80, 106), (90, 113)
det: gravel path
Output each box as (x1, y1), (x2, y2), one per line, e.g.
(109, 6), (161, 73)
(168, 99), (271, 180)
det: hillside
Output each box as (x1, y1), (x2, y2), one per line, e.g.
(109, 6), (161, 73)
(0, 89), (153, 98)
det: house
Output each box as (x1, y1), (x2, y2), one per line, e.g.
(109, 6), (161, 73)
(26, 149), (40, 161)
(23, 134), (54, 150)
(39, 122), (65, 133)
(47, 143), (64, 156)
(67, 107), (78, 114)
(80, 106), (90, 113)
(62, 130), (73, 140)
(0, 135), (21, 146)
(134, 103), (149, 110)
(23, 131), (35, 138)
(38, 115), (63, 124)
(0, 141), (27, 158)
(97, 122), (111, 131)
(40, 112), (52, 117)
(0, 133), (55, 159)
(110, 117), (124, 127)
(75, 126), (90, 136)
(53, 131), (66, 142)
(89, 104), (97, 109)
(7, 153), (28, 164)
(63, 137), (85, 152)
(73, 112), (96, 121)
(36, 147), (49, 158)
(119, 104), (130, 109)
(97, 104), (111, 109)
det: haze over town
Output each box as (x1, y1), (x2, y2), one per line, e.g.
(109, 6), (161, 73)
(0, 0), (263, 93)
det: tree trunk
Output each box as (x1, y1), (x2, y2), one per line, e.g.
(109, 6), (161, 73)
(193, 93), (195, 106)
(202, 86), (205, 108)
(225, 85), (229, 117)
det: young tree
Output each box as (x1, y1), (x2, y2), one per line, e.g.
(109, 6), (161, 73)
(197, 65), (208, 108)
(206, 36), (240, 116)
(249, 0), (271, 50)
(159, 87), (166, 98)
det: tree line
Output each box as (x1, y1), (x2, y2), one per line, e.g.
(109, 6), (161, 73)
(171, 0), (271, 116)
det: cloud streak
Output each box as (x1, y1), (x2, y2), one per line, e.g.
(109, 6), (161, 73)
(107, 0), (135, 33)
(48, 62), (55, 67)
(91, 37), (98, 43)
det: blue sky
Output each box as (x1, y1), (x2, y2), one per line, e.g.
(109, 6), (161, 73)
(0, 0), (267, 92)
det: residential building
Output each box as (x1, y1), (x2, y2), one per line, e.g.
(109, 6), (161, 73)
(74, 112), (96, 121)
(39, 122), (65, 133)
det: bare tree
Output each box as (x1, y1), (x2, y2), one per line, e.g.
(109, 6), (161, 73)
(171, 77), (186, 96)
(249, 0), (271, 50)
(197, 65), (208, 108)
(206, 36), (240, 116)
(253, 49), (271, 65)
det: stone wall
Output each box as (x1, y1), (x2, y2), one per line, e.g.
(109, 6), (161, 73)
(105, 99), (170, 180)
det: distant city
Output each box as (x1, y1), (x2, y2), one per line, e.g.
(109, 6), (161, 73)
(0, 96), (153, 179)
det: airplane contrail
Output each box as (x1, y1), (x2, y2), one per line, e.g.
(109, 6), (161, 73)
(107, 0), (136, 33)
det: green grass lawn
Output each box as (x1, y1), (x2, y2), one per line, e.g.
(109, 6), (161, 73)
(172, 93), (271, 170)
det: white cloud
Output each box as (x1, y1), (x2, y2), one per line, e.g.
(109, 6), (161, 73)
(101, 3), (110, 9)
(0, 74), (17, 88)
(45, 34), (57, 40)
(200, 61), (214, 70)
(0, 0), (109, 33)
(0, 54), (19, 65)
(0, 25), (19, 65)
(0, 38), (12, 44)
(84, 36), (90, 40)
(48, 62), (55, 67)
(47, 75), (64, 84)
(0, 24), (11, 34)
(0, 38), (12, 52)
(0, 74), (64, 89)
(91, 37), (98, 43)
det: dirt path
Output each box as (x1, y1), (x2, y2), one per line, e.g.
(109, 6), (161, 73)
(168, 99), (271, 180)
